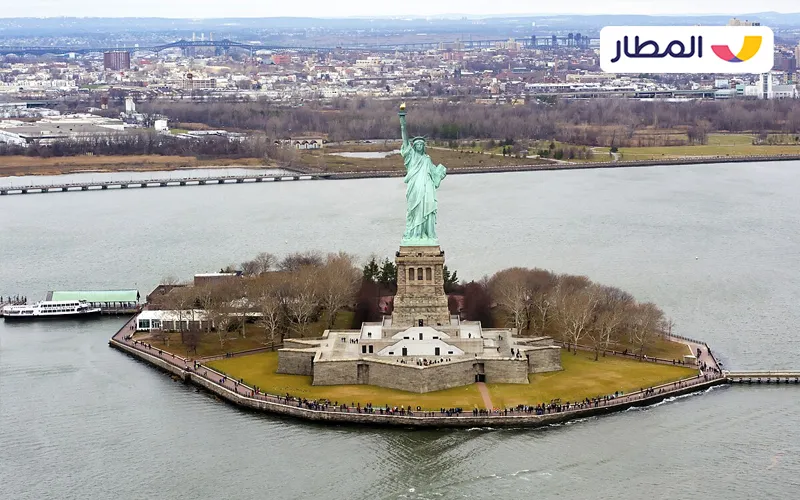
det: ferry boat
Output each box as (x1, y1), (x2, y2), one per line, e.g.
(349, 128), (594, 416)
(2, 300), (101, 321)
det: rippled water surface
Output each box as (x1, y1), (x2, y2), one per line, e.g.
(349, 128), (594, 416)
(2, 161), (799, 499)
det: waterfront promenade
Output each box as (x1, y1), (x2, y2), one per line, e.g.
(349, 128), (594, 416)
(109, 316), (731, 428)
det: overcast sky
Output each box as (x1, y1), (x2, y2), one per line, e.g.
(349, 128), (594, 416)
(1, 0), (798, 18)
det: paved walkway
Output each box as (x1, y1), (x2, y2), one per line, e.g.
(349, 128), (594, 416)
(476, 382), (494, 410)
(668, 334), (722, 374)
(112, 317), (724, 421)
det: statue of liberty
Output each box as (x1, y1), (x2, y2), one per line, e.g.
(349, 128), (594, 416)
(398, 103), (447, 246)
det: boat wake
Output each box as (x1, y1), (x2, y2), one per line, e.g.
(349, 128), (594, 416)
(624, 389), (706, 411)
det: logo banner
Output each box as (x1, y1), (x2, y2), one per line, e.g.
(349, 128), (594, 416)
(600, 26), (774, 74)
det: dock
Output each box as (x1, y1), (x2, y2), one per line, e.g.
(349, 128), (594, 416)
(0, 172), (320, 196)
(0, 297), (27, 316)
(46, 289), (141, 315)
(723, 371), (800, 384)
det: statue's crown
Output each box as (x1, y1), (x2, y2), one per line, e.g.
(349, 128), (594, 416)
(411, 136), (427, 143)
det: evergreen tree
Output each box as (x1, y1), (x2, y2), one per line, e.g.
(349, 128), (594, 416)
(443, 265), (459, 293)
(362, 257), (380, 284)
(378, 258), (397, 288)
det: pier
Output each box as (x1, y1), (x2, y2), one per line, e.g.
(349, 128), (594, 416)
(4, 154), (800, 197)
(0, 172), (320, 196)
(723, 371), (800, 384)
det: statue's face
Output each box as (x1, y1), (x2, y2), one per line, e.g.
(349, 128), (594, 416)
(413, 140), (425, 154)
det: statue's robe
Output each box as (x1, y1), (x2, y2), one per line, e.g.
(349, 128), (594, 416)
(400, 141), (447, 243)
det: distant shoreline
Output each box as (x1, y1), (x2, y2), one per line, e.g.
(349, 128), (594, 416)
(3, 154), (799, 196)
(3, 153), (798, 181)
(319, 154), (800, 181)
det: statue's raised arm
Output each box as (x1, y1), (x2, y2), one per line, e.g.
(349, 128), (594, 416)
(398, 102), (409, 149)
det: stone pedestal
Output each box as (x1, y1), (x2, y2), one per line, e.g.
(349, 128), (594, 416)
(391, 245), (451, 327)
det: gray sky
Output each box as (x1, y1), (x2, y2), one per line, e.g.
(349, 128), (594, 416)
(1, 0), (798, 18)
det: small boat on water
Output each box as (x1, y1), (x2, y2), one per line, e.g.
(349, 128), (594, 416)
(2, 300), (101, 320)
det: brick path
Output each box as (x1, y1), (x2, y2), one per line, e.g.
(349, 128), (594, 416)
(476, 382), (494, 409)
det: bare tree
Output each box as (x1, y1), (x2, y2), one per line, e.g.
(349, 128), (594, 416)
(317, 252), (361, 328)
(629, 302), (665, 358)
(488, 267), (530, 333)
(525, 268), (557, 335)
(592, 285), (634, 359)
(284, 267), (319, 337)
(165, 286), (195, 344)
(241, 252), (277, 276)
(249, 277), (285, 345)
(279, 251), (323, 272)
(555, 283), (599, 354)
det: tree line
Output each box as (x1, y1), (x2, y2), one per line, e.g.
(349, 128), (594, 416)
(153, 251), (671, 360)
(0, 132), (282, 159)
(476, 267), (671, 360)
(153, 251), (362, 352)
(138, 98), (800, 145)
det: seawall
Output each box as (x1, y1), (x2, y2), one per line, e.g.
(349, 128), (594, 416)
(322, 154), (800, 180)
(109, 331), (726, 429)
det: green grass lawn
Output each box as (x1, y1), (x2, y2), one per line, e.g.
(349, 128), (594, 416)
(618, 142), (800, 160)
(208, 351), (485, 408)
(207, 350), (696, 410)
(486, 351), (697, 408)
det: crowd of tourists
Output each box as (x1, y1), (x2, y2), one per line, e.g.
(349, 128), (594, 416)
(2, 295), (27, 305)
(119, 325), (724, 421)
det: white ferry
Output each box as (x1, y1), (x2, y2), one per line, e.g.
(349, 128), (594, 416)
(2, 300), (101, 321)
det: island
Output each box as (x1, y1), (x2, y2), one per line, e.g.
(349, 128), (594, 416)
(109, 105), (723, 427)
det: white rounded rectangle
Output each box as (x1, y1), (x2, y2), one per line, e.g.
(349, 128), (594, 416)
(601, 26), (774, 74)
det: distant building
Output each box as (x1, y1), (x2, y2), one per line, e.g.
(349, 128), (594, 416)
(714, 78), (730, 89)
(104, 51), (131, 71)
(774, 53), (797, 75)
(728, 18), (761, 27)
(0, 115), (128, 146)
(271, 54), (291, 65)
(759, 72), (773, 99)
(278, 136), (325, 149)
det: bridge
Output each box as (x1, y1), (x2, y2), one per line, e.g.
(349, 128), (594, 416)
(0, 172), (322, 195)
(0, 34), (597, 56)
(724, 371), (800, 384)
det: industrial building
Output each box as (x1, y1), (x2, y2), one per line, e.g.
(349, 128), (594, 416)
(0, 115), (129, 146)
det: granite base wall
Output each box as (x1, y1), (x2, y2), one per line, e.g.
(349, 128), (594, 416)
(528, 346), (563, 374)
(277, 350), (315, 376)
(483, 359), (530, 384)
(313, 360), (358, 385)
(366, 359), (476, 393)
(283, 340), (321, 349)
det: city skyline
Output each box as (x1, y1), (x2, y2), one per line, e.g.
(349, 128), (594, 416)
(1, 0), (800, 19)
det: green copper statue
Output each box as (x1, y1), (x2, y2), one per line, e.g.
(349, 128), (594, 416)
(398, 103), (447, 246)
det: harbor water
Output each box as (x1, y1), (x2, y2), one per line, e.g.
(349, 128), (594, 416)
(2, 161), (800, 499)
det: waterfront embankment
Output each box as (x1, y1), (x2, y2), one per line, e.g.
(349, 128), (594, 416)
(109, 316), (727, 429)
(6, 154), (800, 196)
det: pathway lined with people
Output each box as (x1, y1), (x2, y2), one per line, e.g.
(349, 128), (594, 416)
(668, 334), (722, 376)
(112, 319), (724, 423)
